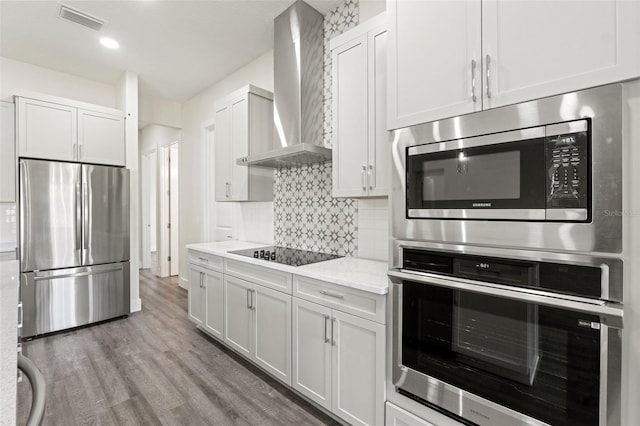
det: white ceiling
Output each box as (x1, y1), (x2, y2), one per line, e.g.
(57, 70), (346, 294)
(0, 0), (343, 102)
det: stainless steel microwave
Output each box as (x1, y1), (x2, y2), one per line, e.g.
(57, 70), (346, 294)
(406, 119), (589, 221)
(390, 83), (624, 254)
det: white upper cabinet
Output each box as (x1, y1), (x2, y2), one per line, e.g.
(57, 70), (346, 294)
(16, 94), (125, 166)
(387, 1), (481, 129)
(1, 101), (16, 202)
(332, 14), (388, 198)
(214, 85), (274, 202)
(78, 109), (125, 166)
(18, 97), (78, 161)
(387, 0), (640, 129)
(482, 0), (640, 110)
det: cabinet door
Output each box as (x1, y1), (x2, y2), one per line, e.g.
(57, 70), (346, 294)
(292, 298), (332, 411)
(78, 109), (125, 166)
(332, 310), (385, 426)
(223, 275), (253, 358)
(188, 265), (205, 326)
(1, 101), (15, 202)
(385, 403), (435, 426)
(332, 34), (369, 198)
(367, 27), (388, 197)
(253, 285), (292, 385)
(230, 96), (249, 200)
(17, 98), (77, 161)
(203, 270), (224, 341)
(482, 0), (640, 109)
(387, 0), (481, 129)
(214, 104), (231, 201)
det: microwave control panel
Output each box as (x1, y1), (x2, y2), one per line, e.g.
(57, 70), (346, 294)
(546, 130), (588, 211)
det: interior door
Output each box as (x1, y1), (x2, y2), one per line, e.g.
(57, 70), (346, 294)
(82, 164), (130, 265)
(20, 159), (82, 272)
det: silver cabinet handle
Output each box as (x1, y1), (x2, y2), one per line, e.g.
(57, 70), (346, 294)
(79, 144), (83, 159)
(73, 143), (78, 160)
(324, 315), (331, 343)
(247, 288), (251, 309)
(250, 289), (256, 310)
(201, 272), (206, 289)
(225, 182), (230, 198)
(361, 166), (367, 192)
(198, 257), (209, 263)
(331, 318), (337, 346)
(368, 165), (374, 191)
(471, 59), (477, 102)
(319, 290), (344, 299)
(486, 54), (491, 99)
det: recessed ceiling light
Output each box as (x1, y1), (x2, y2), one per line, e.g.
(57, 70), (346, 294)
(100, 37), (119, 49)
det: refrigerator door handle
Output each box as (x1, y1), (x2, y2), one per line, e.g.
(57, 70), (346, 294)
(75, 176), (83, 255)
(33, 264), (124, 281)
(81, 167), (89, 264)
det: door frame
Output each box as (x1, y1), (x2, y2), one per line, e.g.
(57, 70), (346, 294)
(140, 147), (156, 270)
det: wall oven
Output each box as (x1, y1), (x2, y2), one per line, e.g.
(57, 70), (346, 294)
(391, 83), (623, 254)
(389, 242), (623, 426)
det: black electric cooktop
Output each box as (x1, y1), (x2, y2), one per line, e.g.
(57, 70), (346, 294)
(229, 246), (342, 267)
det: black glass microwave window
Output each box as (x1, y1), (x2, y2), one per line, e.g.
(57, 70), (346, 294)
(402, 281), (601, 426)
(407, 138), (546, 211)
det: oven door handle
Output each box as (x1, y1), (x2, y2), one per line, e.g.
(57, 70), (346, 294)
(388, 270), (623, 328)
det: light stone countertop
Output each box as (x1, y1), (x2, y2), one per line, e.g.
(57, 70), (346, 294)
(0, 260), (18, 426)
(186, 241), (389, 295)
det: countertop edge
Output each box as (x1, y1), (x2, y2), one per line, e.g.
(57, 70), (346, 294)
(186, 242), (389, 295)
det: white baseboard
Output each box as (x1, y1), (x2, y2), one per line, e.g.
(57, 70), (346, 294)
(179, 276), (188, 290)
(130, 297), (142, 313)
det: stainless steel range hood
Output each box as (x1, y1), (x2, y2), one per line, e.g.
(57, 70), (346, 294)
(238, 0), (329, 168)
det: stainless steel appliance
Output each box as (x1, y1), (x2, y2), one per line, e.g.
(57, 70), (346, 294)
(391, 83), (623, 254)
(229, 246), (342, 267)
(388, 242), (623, 426)
(19, 159), (130, 337)
(388, 83), (630, 426)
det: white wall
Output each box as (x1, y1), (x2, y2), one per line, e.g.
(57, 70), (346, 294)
(0, 57), (117, 107)
(358, 198), (388, 261)
(359, 0), (386, 22)
(180, 50), (275, 288)
(139, 93), (182, 129)
(116, 71), (141, 313)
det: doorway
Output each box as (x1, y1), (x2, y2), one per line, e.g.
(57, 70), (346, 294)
(141, 148), (157, 272)
(157, 141), (179, 277)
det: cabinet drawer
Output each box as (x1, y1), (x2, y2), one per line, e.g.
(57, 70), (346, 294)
(224, 259), (292, 294)
(188, 250), (223, 272)
(293, 275), (385, 324)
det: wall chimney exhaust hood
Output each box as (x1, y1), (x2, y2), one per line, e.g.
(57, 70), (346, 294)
(237, 0), (330, 168)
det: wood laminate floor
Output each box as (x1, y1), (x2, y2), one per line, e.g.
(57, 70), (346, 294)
(17, 270), (340, 426)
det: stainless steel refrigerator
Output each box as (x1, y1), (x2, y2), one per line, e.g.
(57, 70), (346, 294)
(19, 159), (130, 337)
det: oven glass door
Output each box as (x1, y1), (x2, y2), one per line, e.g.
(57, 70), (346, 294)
(402, 280), (601, 426)
(406, 138), (546, 218)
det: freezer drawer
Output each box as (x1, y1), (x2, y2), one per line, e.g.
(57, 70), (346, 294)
(21, 262), (130, 337)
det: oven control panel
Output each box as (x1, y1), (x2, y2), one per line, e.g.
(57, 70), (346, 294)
(546, 129), (588, 211)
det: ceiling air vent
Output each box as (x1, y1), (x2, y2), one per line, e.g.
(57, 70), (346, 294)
(58, 3), (104, 31)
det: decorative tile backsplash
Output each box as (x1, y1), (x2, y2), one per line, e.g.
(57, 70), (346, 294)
(273, 0), (360, 256)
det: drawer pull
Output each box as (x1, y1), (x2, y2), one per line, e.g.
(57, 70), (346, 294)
(198, 257), (209, 262)
(319, 290), (344, 299)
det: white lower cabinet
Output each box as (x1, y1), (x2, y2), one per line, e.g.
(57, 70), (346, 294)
(293, 297), (385, 426)
(223, 274), (292, 385)
(386, 402), (435, 426)
(188, 263), (224, 341)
